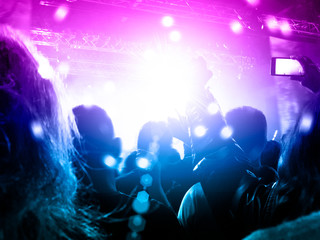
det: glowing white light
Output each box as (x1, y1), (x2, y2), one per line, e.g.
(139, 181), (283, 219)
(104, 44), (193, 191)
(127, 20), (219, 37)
(272, 130), (278, 141)
(194, 125), (207, 138)
(266, 17), (278, 30)
(299, 114), (313, 133)
(246, 0), (259, 6)
(54, 5), (69, 22)
(169, 30), (181, 42)
(30, 121), (44, 139)
(207, 102), (220, 115)
(230, 21), (243, 34)
(172, 137), (185, 159)
(82, 94), (95, 107)
(220, 126), (233, 139)
(143, 49), (157, 61)
(280, 21), (292, 34)
(57, 62), (69, 75)
(37, 55), (55, 79)
(103, 155), (117, 168)
(103, 81), (116, 94)
(136, 157), (151, 169)
(162, 16), (174, 27)
(275, 59), (304, 76)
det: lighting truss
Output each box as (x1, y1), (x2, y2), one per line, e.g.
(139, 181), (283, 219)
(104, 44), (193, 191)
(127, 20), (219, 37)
(30, 28), (256, 77)
(258, 14), (320, 38)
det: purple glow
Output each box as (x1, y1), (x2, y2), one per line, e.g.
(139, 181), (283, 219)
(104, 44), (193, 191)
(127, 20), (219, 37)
(54, 5), (69, 22)
(230, 21), (243, 34)
(246, 0), (260, 6)
(169, 30), (181, 42)
(266, 17), (278, 30)
(279, 21), (292, 34)
(162, 16), (174, 27)
(57, 62), (70, 75)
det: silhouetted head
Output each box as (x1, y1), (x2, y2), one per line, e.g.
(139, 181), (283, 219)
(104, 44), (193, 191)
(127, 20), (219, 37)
(72, 104), (121, 168)
(225, 106), (267, 165)
(137, 120), (172, 152)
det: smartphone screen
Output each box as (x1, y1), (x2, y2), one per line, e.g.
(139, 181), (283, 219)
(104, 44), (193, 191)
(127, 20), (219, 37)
(271, 58), (305, 76)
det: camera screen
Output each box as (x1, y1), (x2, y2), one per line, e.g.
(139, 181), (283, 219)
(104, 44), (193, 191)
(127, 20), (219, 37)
(271, 58), (304, 76)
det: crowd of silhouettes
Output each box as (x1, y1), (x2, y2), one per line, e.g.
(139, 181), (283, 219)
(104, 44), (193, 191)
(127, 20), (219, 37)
(2, 24), (320, 240)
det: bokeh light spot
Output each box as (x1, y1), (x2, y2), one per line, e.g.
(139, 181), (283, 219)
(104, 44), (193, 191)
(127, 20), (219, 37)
(162, 16), (174, 27)
(132, 198), (150, 214)
(220, 126), (233, 139)
(140, 174), (153, 187)
(194, 125), (207, 138)
(169, 30), (181, 42)
(103, 155), (117, 168)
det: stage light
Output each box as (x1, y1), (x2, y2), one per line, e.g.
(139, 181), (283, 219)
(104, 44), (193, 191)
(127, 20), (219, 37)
(246, 0), (260, 6)
(136, 157), (152, 169)
(279, 21), (292, 35)
(103, 155), (117, 168)
(194, 125), (207, 138)
(30, 121), (44, 139)
(169, 30), (181, 42)
(300, 114), (313, 134)
(54, 5), (69, 22)
(230, 21), (243, 34)
(266, 17), (278, 30)
(220, 126), (233, 139)
(162, 16), (174, 27)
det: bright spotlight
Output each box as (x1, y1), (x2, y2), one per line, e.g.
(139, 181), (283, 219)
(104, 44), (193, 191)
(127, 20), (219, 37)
(162, 16), (174, 27)
(246, 0), (260, 6)
(169, 30), (181, 42)
(279, 21), (292, 35)
(266, 17), (278, 30)
(220, 126), (233, 139)
(230, 21), (243, 34)
(194, 125), (207, 138)
(103, 155), (117, 168)
(136, 157), (152, 169)
(54, 5), (69, 22)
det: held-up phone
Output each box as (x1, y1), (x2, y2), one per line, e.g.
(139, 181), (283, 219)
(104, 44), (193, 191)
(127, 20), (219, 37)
(271, 57), (305, 76)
